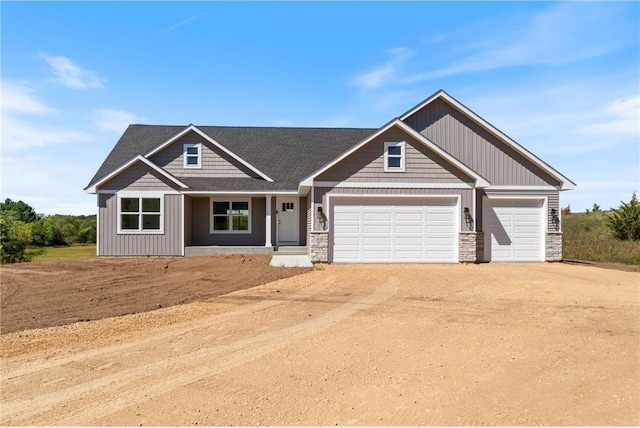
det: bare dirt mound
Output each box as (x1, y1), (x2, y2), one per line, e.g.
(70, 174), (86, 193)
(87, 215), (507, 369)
(0, 255), (310, 334)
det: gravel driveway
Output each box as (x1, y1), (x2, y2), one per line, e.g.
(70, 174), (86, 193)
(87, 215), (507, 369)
(1, 263), (638, 425)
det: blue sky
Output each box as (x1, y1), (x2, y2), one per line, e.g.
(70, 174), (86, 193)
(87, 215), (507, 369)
(1, 1), (638, 215)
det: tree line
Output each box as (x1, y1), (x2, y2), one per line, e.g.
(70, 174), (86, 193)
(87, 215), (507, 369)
(0, 198), (96, 263)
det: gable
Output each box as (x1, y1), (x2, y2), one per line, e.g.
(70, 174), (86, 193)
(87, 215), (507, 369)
(316, 126), (474, 185)
(403, 97), (562, 187)
(99, 161), (179, 192)
(149, 131), (258, 179)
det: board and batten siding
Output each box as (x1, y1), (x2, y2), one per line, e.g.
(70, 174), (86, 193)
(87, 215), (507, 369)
(190, 197), (267, 246)
(477, 190), (561, 233)
(317, 128), (473, 184)
(404, 98), (561, 187)
(98, 194), (183, 256)
(313, 187), (473, 232)
(100, 163), (177, 191)
(149, 132), (257, 178)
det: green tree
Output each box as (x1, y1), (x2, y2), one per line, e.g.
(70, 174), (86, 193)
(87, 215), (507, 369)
(607, 192), (640, 241)
(0, 212), (32, 263)
(0, 198), (39, 223)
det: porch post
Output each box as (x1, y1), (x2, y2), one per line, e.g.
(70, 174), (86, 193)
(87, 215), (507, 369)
(265, 195), (272, 247)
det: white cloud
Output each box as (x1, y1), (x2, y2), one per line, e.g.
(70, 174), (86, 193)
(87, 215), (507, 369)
(40, 54), (104, 90)
(274, 119), (293, 127)
(585, 96), (640, 137)
(402, 3), (627, 83)
(1, 115), (89, 151)
(94, 108), (145, 133)
(353, 47), (414, 89)
(1, 80), (53, 114)
(160, 13), (208, 34)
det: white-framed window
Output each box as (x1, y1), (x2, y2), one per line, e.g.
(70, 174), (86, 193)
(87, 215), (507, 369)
(210, 198), (251, 233)
(117, 193), (164, 234)
(384, 141), (406, 172)
(183, 143), (202, 168)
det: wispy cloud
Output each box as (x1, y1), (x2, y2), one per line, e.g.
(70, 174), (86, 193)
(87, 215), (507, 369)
(1, 80), (53, 114)
(352, 47), (414, 89)
(160, 13), (208, 34)
(94, 108), (146, 133)
(585, 96), (640, 137)
(401, 3), (627, 83)
(40, 54), (104, 90)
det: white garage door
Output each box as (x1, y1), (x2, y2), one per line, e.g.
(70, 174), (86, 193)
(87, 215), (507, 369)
(483, 199), (544, 262)
(331, 198), (458, 263)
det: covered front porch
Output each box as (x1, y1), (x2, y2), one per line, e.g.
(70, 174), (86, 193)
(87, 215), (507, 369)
(183, 194), (309, 251)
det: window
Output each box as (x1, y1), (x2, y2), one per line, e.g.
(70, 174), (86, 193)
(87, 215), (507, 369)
(282, 202), (294, 212)
(183, 143), (201, 168)
(384, 142), (405, 172)
(118, 195), (163, 233)
(211, 199), (251, 233)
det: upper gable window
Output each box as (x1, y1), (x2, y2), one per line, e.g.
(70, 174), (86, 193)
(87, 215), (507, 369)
(183, 143), (202, 168)
(384, 142), (405, 172)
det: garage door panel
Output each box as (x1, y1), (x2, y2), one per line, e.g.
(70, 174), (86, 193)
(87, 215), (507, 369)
(395, 224), (423, 234)
(334, 224), (360, 234)
(334, 236), (360, 246)
(364, 212), (392, 221)
(483, 199), (544, 262)
(332, 198), (458, 263)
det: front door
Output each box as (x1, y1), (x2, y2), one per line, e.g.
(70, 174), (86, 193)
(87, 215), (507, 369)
(277, 196), (299, 245)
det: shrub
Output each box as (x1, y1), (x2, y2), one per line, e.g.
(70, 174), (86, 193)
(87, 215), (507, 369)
(607, 192), (640, 241)
(0, 214), (32, 263)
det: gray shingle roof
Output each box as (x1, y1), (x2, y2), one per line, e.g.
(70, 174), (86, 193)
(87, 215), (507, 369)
(87, 125), (377, 191)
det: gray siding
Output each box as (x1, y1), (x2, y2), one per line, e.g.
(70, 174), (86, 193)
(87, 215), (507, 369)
(190, 197), (267, 246)
(98, 194), (183, 256)
(404, 98), (561, 186)
(184, 195), (193, 246)
(149, 132), (257, 178)
(317, 128), (472, 184)
(313, 187), (473, 232)
(100, 163), (177, 191)
(477, 190), (561, 232)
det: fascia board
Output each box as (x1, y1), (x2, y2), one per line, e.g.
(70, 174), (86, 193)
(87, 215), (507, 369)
(400, 90), (576, 190)
(84, 155), (188, 193)
(144, 125), (274, 183)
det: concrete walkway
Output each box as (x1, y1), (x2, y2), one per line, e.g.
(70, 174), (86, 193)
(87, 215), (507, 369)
(270, 254), (313, 268)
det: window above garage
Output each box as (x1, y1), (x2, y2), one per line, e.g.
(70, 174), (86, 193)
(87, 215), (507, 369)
(384, 142), (405, 172)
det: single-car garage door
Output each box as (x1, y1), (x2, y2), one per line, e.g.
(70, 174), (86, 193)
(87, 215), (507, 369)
(331, 198), (458, 263)
(483, 199), (544, 262)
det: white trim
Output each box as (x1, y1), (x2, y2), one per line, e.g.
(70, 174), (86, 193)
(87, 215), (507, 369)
(265, 195), (273, 247)
(145, 125), (274, 183)
(96, 194), (100, 256)
(209, 197), (252, 234)
(384, 141), (405, 172)
(314, 181), (473, 189)
(183, 143), (202, 169)
(484, 194), (550, 200)
(486, 185), (560, 191)
(116, 192), (166, 235)
(181, 194), (185, 256)
(327, 194), (461, 263)
(300, 119), (489, 189)
(182, 190), (298, 196)
(85, 155), (189, 193)
(400, 90), (576, 191)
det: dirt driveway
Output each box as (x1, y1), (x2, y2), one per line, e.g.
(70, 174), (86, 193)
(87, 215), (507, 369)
(1, 263), (638, 425)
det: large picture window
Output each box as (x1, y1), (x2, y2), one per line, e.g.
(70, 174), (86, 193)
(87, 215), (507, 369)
(118, 195), (164, 233)
(210, 199), (251, 233)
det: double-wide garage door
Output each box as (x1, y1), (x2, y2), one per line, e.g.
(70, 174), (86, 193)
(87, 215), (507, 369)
(331, 198), (458, 263)
(483, 199), (544, 262)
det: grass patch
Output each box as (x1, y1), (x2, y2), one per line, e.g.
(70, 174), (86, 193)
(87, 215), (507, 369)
(563, 212), (640, 266)
(28, 244), (97, 262)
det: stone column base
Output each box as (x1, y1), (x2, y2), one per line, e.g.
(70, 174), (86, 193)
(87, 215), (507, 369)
(459, 232), (484, 263)
(546, 232), (563, 261)
(309, 231), (328, 263)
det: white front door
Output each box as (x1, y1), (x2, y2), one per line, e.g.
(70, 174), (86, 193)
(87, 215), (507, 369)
(277, 196), (299, 245)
